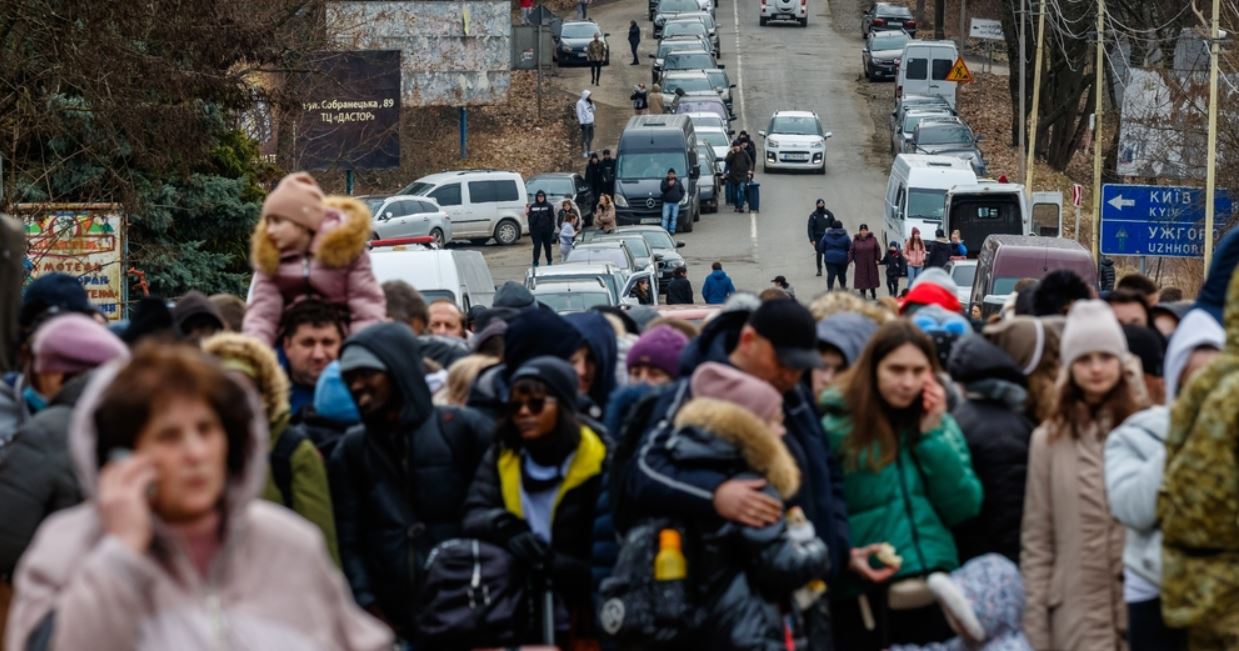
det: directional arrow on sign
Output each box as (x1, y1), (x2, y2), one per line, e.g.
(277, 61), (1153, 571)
(1107, 195), (1135, 211)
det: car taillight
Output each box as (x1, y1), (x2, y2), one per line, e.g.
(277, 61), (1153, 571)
(873, 17), (885, 26)
(904, 19), (916, 28)
(800, 0), (806, 6)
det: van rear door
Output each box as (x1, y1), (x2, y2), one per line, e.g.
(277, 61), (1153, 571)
(946, 193), (1023, 258)
(1031, 191), (1063, 237)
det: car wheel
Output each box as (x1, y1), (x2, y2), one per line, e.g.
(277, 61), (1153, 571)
(493, 219), (521, 246)
(430, 227), (446, 247)
(799, 16), (807, 26)
(763, 163), (771, 173)
(681, 212), (694, 233)
(759, 16), (768, 26)
(694, 205), (701, 222)
(817, 163), (826, 175)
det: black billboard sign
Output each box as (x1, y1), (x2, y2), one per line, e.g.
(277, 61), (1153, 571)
(293, 50), (401, 171)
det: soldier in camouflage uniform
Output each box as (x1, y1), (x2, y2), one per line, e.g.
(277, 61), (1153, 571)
(1159, 228), (1239, 650)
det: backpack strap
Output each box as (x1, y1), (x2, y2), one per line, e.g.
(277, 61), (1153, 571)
(270, 428), (308, 508)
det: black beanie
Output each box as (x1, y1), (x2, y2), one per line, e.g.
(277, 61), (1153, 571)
(503, 308), (583, 374)
(1122, 324), (1165, 377)
(511, 356), (580, 407)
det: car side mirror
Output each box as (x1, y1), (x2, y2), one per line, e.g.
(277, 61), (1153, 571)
(648, 53), (656, 58)
(676, 241), (687, 248)
(757, 130), (767, 137)
(605, 32), (611, 36)
(862, 48), (869, 54)
(974, 134), (987, 142)
(824, 132), (834, 139)
(729, 83), (737, 88)
(717, 64), (725, 69)
(382, 212), (393, 221)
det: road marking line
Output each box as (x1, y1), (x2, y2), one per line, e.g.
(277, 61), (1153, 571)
(732, 0), (756, 254)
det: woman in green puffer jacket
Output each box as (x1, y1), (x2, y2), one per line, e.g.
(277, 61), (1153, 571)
(820, 320), (983, 651)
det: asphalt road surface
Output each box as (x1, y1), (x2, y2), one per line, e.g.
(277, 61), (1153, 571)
(459, 0), (890, 301)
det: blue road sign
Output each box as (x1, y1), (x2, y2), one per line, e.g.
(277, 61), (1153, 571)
(1100, 184), (1233, 258)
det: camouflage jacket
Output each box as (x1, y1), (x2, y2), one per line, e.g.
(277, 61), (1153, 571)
(1158, 265), (1239, 637)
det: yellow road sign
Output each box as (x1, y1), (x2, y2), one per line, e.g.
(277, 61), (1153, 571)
(945, 57), (973, 83)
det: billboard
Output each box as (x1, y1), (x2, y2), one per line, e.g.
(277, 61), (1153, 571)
(292, 50), (402, 171)
(327, 1), (511, 107)
(20, 204), (127, 321)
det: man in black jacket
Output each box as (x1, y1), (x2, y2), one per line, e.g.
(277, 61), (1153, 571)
(659, 168), (685, 233)
(527, 190), (556, 267)
(600, 149), (617, 198)
(665, 266), (694, 304)
(330, 322), (493, 640)
(924, 228), (953, 268)
(806, 199), (834, 277)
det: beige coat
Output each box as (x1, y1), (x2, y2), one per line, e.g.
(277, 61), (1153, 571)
(5, 362), (392, 651)
(595, 201), (616, 232)
(1021, 415), (1127, 651)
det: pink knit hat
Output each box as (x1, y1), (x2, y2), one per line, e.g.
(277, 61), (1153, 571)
(690, 362), (783, 422)
(32, 313), (130, 375)
(261, 172), (326, 231)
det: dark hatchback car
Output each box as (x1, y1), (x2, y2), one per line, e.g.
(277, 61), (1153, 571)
(862, 29), (910, 81)
(526, 172), (595, 223)
(554, 20), (610, 66)
(862, 3), (917, 37)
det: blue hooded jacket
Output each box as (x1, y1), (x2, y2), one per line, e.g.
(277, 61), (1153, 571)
(818, 227), (852, 265)
(701, 269), (736, 305)
(565, 311), (619, 409)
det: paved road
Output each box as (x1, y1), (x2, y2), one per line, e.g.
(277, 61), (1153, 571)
(460, 0), (891, 301)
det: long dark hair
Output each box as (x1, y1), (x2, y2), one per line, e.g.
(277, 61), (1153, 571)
(908, 230), (925, 252)
(1050, 359), (1146, 441)
(837, 320), (939, 470)
(496, 377), (581, 452)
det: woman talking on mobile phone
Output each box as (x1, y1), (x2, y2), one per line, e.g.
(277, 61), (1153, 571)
(6, 343), (391, 651)
(819, 320), (983, 650)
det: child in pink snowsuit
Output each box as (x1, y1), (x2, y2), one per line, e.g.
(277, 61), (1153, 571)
(242, 172), (385, 345)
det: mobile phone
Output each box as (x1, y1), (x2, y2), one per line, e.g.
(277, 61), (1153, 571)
(107, 449), (157, 498)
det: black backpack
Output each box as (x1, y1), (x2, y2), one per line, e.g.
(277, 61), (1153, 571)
(415, 538), (533, 647)
(598, 518), (701, 644)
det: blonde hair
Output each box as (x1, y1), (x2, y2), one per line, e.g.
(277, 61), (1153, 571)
(809, 290), (893, 325)
(438, 354), (499, 406)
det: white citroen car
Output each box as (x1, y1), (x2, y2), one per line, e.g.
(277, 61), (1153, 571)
(758, 110), (832, 173)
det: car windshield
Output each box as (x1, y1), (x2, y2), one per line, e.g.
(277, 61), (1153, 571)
(677, 100), (724, 117)
(663, 76), (714, 95)
(878, 4), (912, 17)
(617, 152), (688, 180)
(903, 112), (951, 133)
(697, 131), (730, 148)
(536, 290), (613, 313)
(659, 0), (699, 12)
(640, 230), (677, 250)
(664, 22), (706, 37)
(950, 264), (977, 288)
(906, 189), (946, 221)
(770, 116), (822, 136)
(567, 247), (630, 268)
(526, 178), (575, 198)
(871, 33), (909, 50)
(402, 182), (434, 196)
(612, 237), (651, 258)
(704, 70), (728, 89)
(561, 23), (601, 38)
(918, 124), (973, 145)
(659, 40), (704, 57)
(664, 53), (715, 69)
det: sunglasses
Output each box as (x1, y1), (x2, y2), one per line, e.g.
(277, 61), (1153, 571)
(508, 396), (554, 415)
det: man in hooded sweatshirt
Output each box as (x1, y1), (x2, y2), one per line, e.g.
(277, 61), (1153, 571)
(576, 90), (596, 158)
(702, 261), (736, 305)
(329, 322), (493, 640)
(807, 199), (834, 277)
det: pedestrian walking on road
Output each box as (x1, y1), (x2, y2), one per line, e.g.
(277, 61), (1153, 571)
(585, 152), (603, 203)
(6, 344), (393, 651)
(600, 148), (617, 198)
(818, 218), (851, 290)
(628, 20), (641, 64)
(849, 223), (881, 300)
(724, 142), (751, 212)
(648, 83), (665, 114)
(905, 227), (926, 282)
(702, 261), (736, 304)
(527, 190), (556, 267)
(666, 265), (694, 304)
(577, 0), (589, 19)
(587, 32), (606, 85)
(807, 198), (834, 276)
(879, 243), (906, 297)
(576, 90), (595, 157)
(630, 83), (649, 115)
(660, 168), (685, 233)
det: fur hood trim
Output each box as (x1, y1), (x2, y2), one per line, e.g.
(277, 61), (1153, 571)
(674, 398), (800, 499)
(202, 332), (290, 421)
(250, 196), (373, 274)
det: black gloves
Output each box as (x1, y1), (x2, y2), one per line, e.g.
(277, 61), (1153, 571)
(507, 531), (552, 571)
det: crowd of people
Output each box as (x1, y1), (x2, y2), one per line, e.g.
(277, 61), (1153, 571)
(2, 171), (1239, 651)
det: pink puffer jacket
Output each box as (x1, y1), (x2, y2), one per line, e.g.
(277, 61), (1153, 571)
(242, 197), (386, 345)
(905, 242), (927, 267)
(5, 362), (393, 651)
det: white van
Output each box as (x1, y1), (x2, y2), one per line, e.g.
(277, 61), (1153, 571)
(897, 40), (959, 108)
(369, 247), (496, 311)
(399, 170), (529, 246)
(883, 154), (977, 248)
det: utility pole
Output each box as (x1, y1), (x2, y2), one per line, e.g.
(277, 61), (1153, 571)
(1091, 0), (1104, 258)
(537, 15), (544, 120)
(1024, 0), (1046, 199)
(959, 0), (967, 52)
(1204, 0), (1222, 270)
(1019, 0), (1027, 183)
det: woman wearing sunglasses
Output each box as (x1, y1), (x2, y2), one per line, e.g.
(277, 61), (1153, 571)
(463, 356), (608, 645)
(819, 320), (982, 650)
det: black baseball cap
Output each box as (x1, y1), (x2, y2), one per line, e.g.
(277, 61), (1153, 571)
(747, 299), (824, 370)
